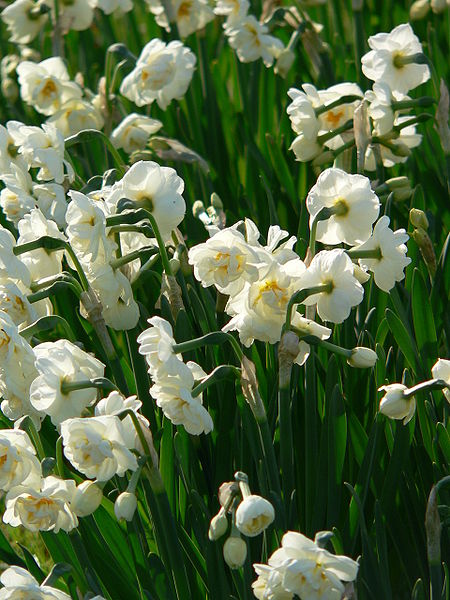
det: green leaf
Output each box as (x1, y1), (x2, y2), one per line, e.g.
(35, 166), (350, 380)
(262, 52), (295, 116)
(385, 308), (420, 374)
(411, 268), (437, 369)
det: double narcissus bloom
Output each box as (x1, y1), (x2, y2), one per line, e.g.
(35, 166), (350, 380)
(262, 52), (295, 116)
(110, 113), (162, 153)
(120, 39), (196, 109)
(252, 532), (359, 600)
(306, 168), (380, 246)
(0, 566), (71, 600)
(106, 160), (186, 243)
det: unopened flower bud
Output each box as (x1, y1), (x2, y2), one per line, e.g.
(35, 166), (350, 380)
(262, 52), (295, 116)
(431, 0), (447, 12)
(223, 535), (247, 569)
(169, 257), (180, 274)
(352, 264), (371, 284)
(391, 142), (412, 157)
(274, 48), (296, 78)
(409, 208), (429, 230)
(210, 192), (223, 210)
(347, 347), (378, 368)
(384, 176), (413, 201)
(378, 383), (416, 424)
(412, 227), (436, 275)
(410, 0), (431, 19)
(71, 481), (103, 517)
(192, 200), (206, 219)
(1, 79), (18, 103)
(114, 491), (137, 521)
(1, 55), (19, 78)
(218, 481), (239, 509)
(436, 80), (450, 154)
(208, 510), (228, 540)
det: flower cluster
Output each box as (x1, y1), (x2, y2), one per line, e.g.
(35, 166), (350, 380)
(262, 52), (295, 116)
(252, 531), (359, 599)
(138, 317), (213, 435)
(209, 473), (276, 570)
(288, 23), (431, 169)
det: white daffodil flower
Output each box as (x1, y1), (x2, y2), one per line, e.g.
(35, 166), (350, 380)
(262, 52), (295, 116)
(16, 57), (82, 117)
(214, 0), (250, 25)
(0, 310), (42, 426)
(47, 97), (104, 137)
(17, 209), (66, 280)
(0, 429), (41, 492)
(225, 15), (284, 67)
(0, 164), (35, 226)
(110, 113), (162, 153)
(32, 182), (67, 228)
(29, 339), (105, 426)
(3, 476), (78, 533)
(378, 383), (415, 423)
(60, 415), (138, 481)
(361, 23), (431, 94)
(0, 566), (71, 600)
(188, 226), (261, 296)
(1, 0), (49, 45)
(0, 123), (28, 176)
(354, 215), (411, 292)
(235, 494), (275, 537)
(253, 531), (359, 600)
(300, 250), (364, 324)
(137, 316), (184, 377)
(66, 190), (116, 263)
(431, 358), (450, 403)
(106, 160), (186, 242)
(8, 121), (73, 184)
(0, 225), (31, 286)
(306, 168), (380, 246)
(55, 0), (96, 32)
(120, 39), (196, 110)
(150, 360), (214, 435)
(223, 258), (306, 346)
(147, 0), (215, 38)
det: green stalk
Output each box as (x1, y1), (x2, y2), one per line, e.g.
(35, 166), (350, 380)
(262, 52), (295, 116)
(303, 336), (352, 359)
(65, 129), (126, 177)
(144, 465), (192, 600)
(315, 95), (363, 117)
(173, 331), (243, 362)
(278, 381), (294, 518)
(191, 365), (241, 398)
(126, 329), (158, 432)
(317, 119), (354, 145)
(308, 207), (334, 257)
(144, 212), (173, 276)
(346, 248), (382, 260)
(60, 377), (117, 394)
(110, 247), (159, 270)
(56, 436), (65, 478)
(284, 284), (333, 331)
(352, 1), (367, 86)
(18, 416), (45, 461)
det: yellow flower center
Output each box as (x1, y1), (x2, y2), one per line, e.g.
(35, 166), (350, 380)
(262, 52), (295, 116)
(178, 0), (193, 18)
(324, 109), (345, 128)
